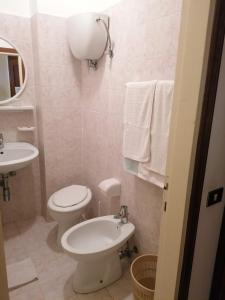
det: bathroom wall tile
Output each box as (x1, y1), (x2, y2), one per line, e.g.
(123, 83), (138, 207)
(82, 86), (109, 114)
(0, 14), (31, 42)
(129, 0), (181, 23)
(81, 0), (181, 254)
(39, 62), (80, 90)
(35, 14), (67, 46)
(82, 111), (109, 179)
(0, 13), (42, 224)
(0, 0), (181, 254)
(81, 56), (110, 91)
(151, 14), (181, 59)
(32, 13), (83, 210)
(0, 163), (41, 224)
(108, 88), (125, 115)
(37, 37), (74, 67)
(39, 85), (81, 110)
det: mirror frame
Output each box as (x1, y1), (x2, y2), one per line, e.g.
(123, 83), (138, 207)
(0, 36), (27, 105)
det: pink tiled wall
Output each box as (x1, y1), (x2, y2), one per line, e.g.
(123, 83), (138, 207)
(31, 14), (83, 218)
(80, 0), (181, 253)
(0, 13), (42, 223)
(0, 0), (182, 253)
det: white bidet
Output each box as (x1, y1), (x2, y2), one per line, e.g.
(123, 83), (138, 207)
(61, 215), (135, 293)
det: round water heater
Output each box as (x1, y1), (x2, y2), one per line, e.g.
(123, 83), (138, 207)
(67, 13), (109, 62)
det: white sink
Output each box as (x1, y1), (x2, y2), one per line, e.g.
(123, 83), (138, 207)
(0, 142), (39, 174)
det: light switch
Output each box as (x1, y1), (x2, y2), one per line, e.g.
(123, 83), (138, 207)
(207, 187), (224, 207)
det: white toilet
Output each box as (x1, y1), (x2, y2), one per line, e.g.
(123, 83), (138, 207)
(47, 185), (92, 246)
(61, 215), (135, 293)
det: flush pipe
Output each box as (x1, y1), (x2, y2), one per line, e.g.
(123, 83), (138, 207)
(88, 17), (114, 70)
(0, 172), (16, 202)
(96, 17), (114, 59)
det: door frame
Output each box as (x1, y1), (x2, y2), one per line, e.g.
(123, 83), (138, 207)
(178, 0), (225, 298)
(0, 212), (9, 300)
(154, 0), (219, 299)
(210, 206), (225, 299)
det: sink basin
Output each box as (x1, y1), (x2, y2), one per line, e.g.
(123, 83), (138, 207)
(0, 142), (39, 174)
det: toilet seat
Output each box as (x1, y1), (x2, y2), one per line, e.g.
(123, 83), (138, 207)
(52, 185), (88, 208)
(47, 185), (92, 247)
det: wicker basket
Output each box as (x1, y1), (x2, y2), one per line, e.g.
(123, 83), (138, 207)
(130, 254), (157, 300)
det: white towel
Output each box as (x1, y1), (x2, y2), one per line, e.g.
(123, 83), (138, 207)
(7, 258), (38, 290)
(138, 80), (174, 184)
(138, 166), (166, 189)
(122, 81), (157, 162)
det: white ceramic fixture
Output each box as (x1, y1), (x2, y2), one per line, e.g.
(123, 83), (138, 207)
(98, 178), (121, 197)
(0, 105), (34, 111)
(61, 215), (135, 293)
(47, 185), (92, 246)
(0, 142), (39, 173)
(67, 13), (108, 61)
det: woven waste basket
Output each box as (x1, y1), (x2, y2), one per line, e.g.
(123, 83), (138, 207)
(130, 254), (157, 300)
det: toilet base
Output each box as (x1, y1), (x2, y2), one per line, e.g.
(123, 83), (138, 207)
(57, 215), (82, 248)
(57, 223), (71, 248)
(72, 253), (122, 293)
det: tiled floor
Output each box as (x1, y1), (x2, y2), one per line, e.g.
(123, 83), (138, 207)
(3, 216), (134, 300)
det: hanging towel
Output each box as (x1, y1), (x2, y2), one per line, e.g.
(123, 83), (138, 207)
(138, 167), (166, 189)
(138, 80), (174, 185)
(122, 81), (157, 162)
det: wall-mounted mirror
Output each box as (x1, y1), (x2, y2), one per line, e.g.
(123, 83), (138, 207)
(0, 37), (27, 105)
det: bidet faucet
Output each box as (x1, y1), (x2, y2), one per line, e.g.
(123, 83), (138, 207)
(0, 133), (4, 149)
(114, 205), (129, 224)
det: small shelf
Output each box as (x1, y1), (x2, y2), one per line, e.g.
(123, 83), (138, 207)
(17, 127), (35, 132)
(0, 105), (34, 111)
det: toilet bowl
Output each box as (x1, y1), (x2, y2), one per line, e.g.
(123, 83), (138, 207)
(47, 185), (92, 246)
(61, 215), (135, 293)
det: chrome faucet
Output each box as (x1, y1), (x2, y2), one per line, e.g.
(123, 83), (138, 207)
(114, 205), (129, 224)
(0, 133), (4, 149)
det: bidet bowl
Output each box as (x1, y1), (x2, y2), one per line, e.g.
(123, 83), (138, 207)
(0, 142), (39, 173)
(61, 215), (135, 261)
(61, 215), (135, 293)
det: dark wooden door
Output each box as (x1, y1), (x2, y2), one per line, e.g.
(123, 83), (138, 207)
(7, 56), (20, 97)
(210, 207), (225, 299)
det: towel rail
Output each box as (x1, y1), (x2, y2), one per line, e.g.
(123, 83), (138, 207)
(164, 183), (169, 190)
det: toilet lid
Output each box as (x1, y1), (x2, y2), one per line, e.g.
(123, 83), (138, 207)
(52, 185), (88, 208)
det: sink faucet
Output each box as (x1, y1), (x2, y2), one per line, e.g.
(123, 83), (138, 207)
(114, 205), (129, 224)
(0, 133), (3, 149)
